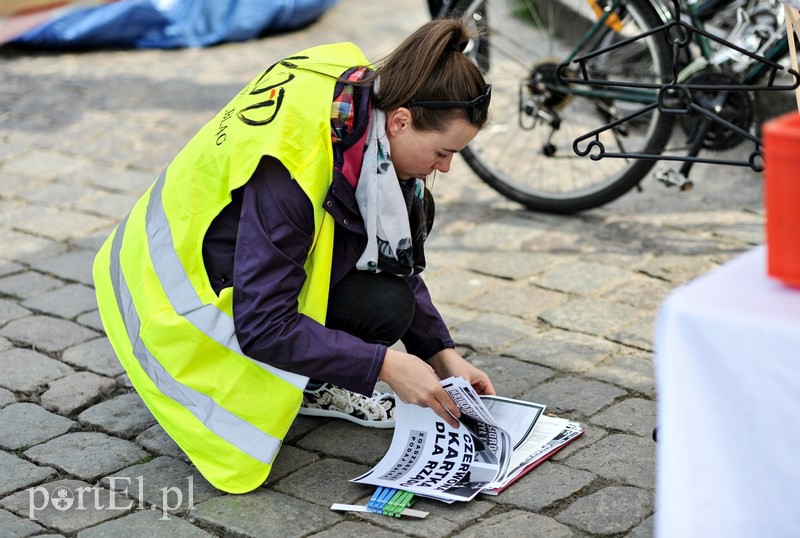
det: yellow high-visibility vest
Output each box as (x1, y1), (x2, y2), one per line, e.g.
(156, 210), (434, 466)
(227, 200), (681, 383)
(93, 42), (370, 494)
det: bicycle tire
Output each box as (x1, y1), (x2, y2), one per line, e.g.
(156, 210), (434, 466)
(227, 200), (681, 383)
(435, 0), (676, 213)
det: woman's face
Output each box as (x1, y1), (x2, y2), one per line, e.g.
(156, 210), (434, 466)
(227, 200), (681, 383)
(385, 108), (479, 181)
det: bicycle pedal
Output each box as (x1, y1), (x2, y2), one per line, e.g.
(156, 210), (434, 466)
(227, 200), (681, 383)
(655, 169), (693, 191)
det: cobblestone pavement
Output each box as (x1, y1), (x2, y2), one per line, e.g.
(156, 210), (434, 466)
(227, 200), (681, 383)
(0, 1), (777, 536)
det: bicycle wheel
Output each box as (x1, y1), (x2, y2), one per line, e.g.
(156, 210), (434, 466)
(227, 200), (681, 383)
(435, 0), (676, 213)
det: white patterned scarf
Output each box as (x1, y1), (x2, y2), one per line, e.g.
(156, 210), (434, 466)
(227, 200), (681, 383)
(355, 108), (426, 276)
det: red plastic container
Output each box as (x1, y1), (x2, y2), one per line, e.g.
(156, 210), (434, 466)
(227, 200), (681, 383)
(763, 111), (800, 288)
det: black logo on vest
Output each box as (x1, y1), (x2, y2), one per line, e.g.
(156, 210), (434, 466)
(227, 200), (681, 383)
(237, 55), (309, 127)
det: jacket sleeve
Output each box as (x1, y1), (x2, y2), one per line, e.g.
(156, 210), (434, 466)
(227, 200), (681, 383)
(401, 274), (455, 360)
(232, 157), (386, 396)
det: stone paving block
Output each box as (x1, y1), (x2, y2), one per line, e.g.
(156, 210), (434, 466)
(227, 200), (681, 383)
(297, 417), (394, 460)
(0, 260), (24, 278)
(586, 353), (656, 398)
(0, 507), (45, 538)
(135, 424), (190, 463)
(642, 229), (744, 257)
(583, 249), (654, 271)
(0, 348), (75, 392)
(12, 207), (114, 243)
(0, 479), (132, 534)
(502, 329), (619, 373)
(23, 432), (150, 482)
(636, 254), (717, 284)
(591, 398), (657, 438)
(555, 485), (653, 535)
(523, 376), (627, 418)
(80, 166), (156, 195)
(0, 298), (31, 327)
(264, 445), (320, 486)
(457, 217), (548, 251)
(495, 461), (596, 512)
(449, 312), (535, 352)
(465, 251), (562, 280)
(100, 456), (222, 515)
(296, 422), (392, 466)
(21, 284), (97, 319)
(0, 387), (15, 408)
(435, 304), (479, 333)
(284, 415), (327, 444)
(17, 184), (89, 207)
(0, 336), (10, 352)
(454, 510), (574, 538)
(0, 170), (50, 198)
(0, 450), (57, 497)
(309, 520), (405, 537)
(0, 142), (29, 159)
(61, 337), (125, 378)
(521, 229), (588, 254)
(76, 509), (213, 538)
(533, 261), (633, 295)
(357, 495), (495, 538)
(462, 282), (567, 322)
(1, 151), (92, 180)
(31, 251), (96, 287)
(76, 310), (104, 332)
(564, 434), (655, 490)
(188, 488), (342, 537)
(72, 230), (113, 253)
(465, 355), (555, 399)
(425, 269), (503, 307)
(0, 229), (67, 265)
(602, 273), (674, 311)
(78, 392), (157, 439)
(0, 316), (99, 354)
(40, 372), (116, 416)
(540, 297), (643, 337)
(607, 317), (654, 352)
(73, 191), (139, 220)
(714, 221), (763, 245)
(271, 458), (372, 507)
(116, 373), (133, 389)
(0, 271), (63, 300)
(0, 403), (77, 450)
(628, 514), (655, 537)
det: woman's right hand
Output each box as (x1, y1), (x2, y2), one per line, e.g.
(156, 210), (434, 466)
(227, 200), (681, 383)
(378, 349), (461, 428)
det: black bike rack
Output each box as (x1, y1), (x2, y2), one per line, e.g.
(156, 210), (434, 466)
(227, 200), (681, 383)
(556, 0), (800, 183)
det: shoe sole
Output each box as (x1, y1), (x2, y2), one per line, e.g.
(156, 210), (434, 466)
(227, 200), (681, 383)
(297, 407), (396, 429)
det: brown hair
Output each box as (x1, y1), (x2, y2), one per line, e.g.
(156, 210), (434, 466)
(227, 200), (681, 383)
(364, 17), (488, 131)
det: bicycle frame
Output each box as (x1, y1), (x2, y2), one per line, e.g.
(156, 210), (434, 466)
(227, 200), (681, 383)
(554, 0), (800, 178)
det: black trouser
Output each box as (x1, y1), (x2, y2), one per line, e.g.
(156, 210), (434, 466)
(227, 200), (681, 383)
(304, 271), (415, 391)
(325, 271), (416, 346)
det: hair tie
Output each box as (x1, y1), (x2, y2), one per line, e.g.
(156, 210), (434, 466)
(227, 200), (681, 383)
(448, 39), (467, 53)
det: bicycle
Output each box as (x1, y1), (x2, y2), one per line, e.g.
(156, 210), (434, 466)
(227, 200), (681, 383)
(428, 0), (800, 213)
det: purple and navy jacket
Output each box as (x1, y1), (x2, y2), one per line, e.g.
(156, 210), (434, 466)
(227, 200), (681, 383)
(202, 68), (455, 397)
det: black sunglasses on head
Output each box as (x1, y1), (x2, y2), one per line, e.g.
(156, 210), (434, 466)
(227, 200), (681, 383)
(405, 84), (492, 124)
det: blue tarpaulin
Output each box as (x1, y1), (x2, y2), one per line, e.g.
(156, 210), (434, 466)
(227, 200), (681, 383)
(3, 0), (339, 49)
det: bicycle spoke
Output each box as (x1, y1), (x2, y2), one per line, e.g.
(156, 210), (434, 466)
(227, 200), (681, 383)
(455, 0), (674, 212)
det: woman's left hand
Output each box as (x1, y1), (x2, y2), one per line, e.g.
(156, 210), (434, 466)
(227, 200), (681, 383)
(427, 348), (496, 396)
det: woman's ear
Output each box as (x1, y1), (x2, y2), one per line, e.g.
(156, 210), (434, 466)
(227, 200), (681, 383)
(386, 107), (413, 137)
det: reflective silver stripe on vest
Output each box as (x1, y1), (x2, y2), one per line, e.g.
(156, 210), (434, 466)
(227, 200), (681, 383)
(109, 217), (281, 463)
(106, 176), (299, 465)
(146, 171), (307, 389)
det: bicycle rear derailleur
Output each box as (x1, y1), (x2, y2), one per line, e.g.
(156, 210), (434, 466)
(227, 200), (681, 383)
(522, 61), (575, 157)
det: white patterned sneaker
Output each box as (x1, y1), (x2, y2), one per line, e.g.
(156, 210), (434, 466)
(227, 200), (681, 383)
(298, 384), (396, 428)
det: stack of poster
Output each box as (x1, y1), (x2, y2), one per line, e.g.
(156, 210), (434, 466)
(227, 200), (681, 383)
(351, 377), (583, 502)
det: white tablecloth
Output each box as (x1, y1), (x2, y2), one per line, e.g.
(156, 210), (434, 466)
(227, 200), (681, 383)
(655, 246), (800, 538)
